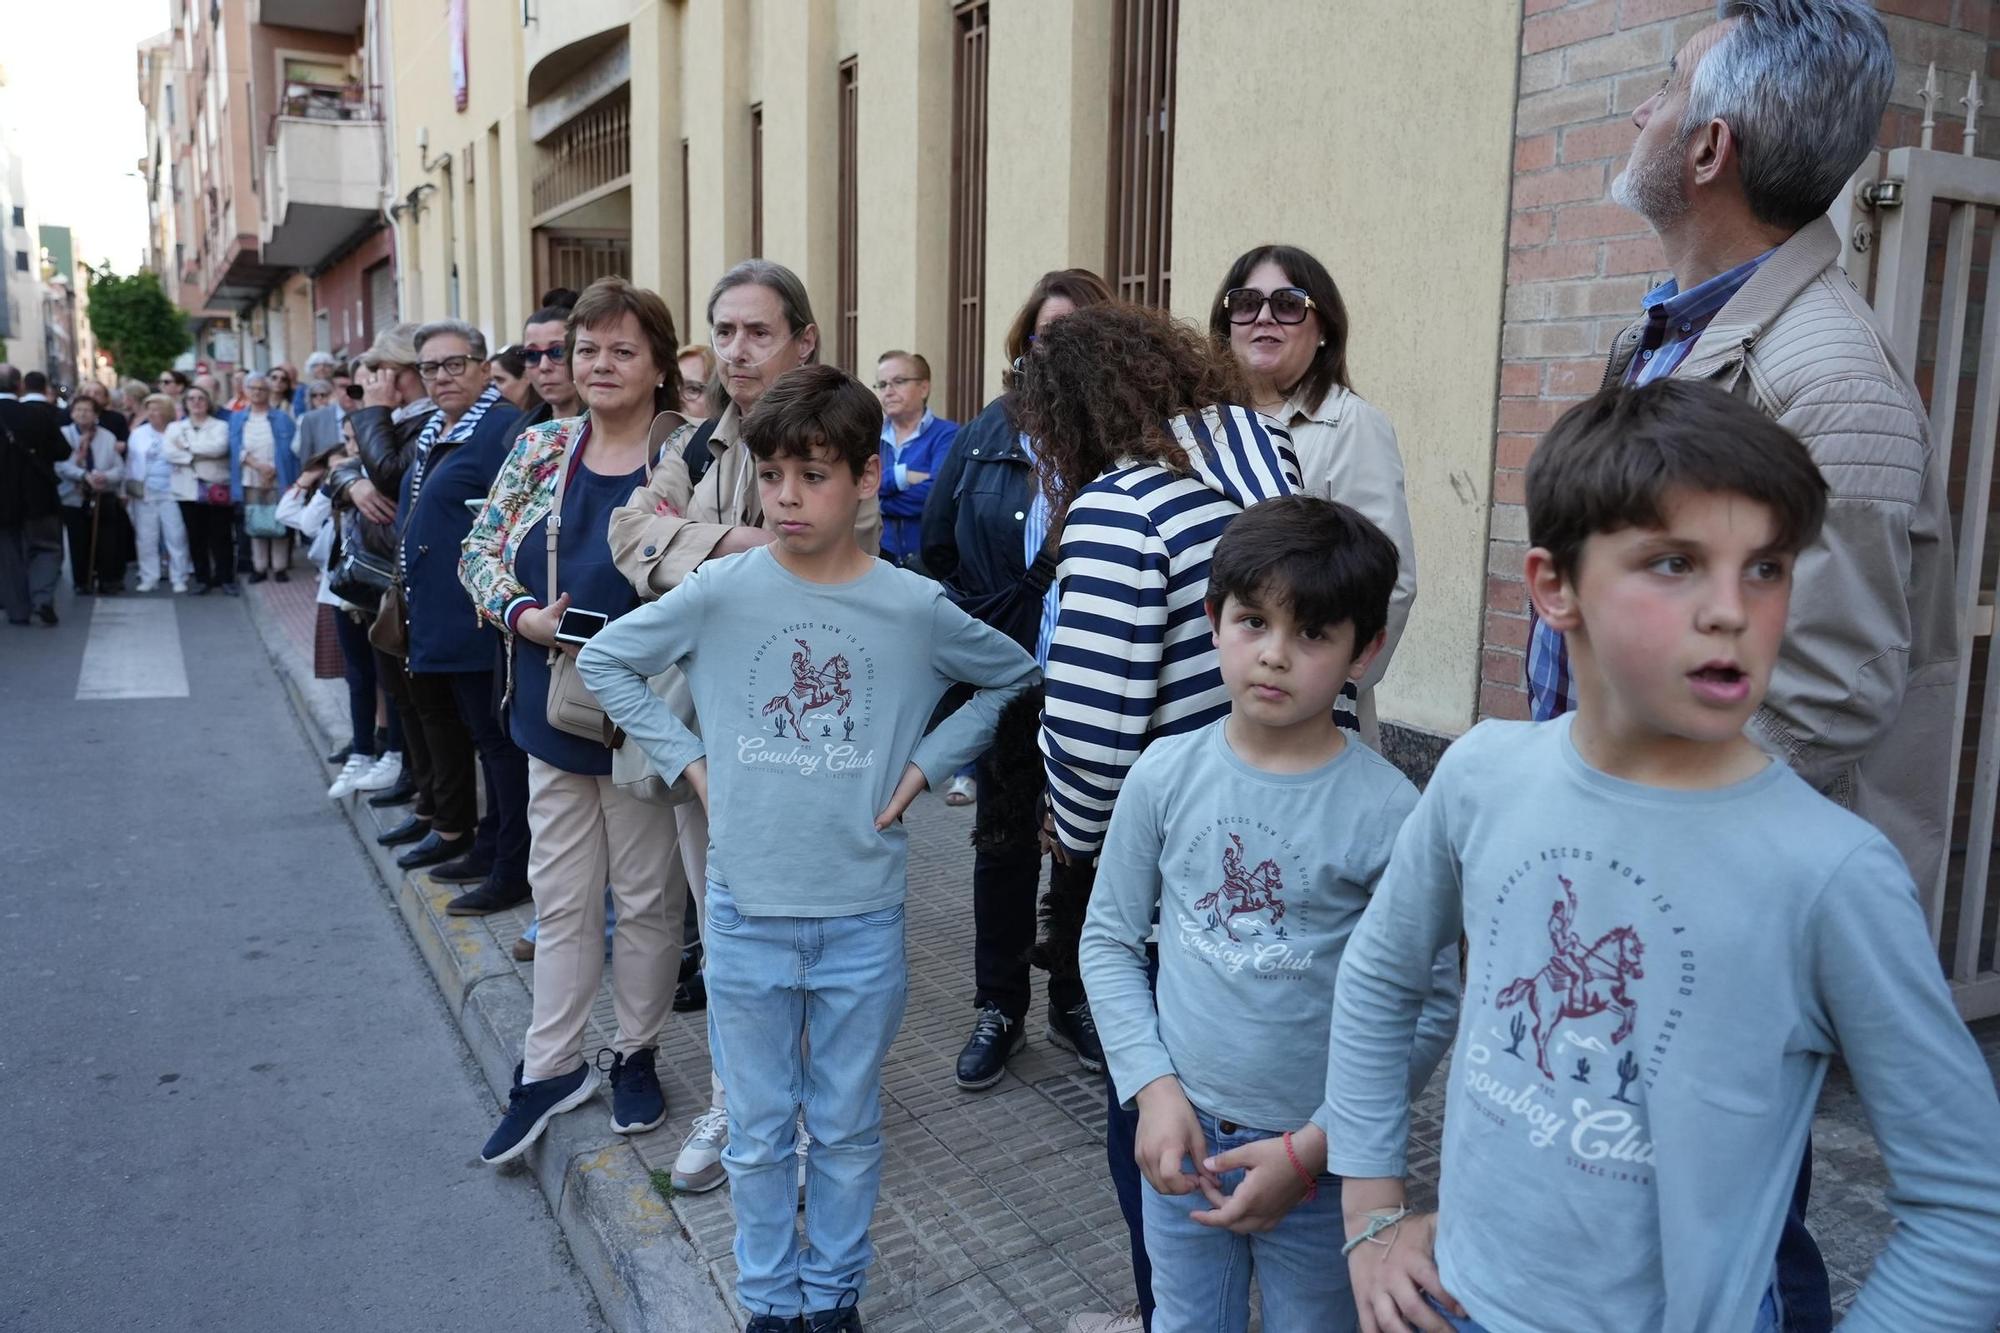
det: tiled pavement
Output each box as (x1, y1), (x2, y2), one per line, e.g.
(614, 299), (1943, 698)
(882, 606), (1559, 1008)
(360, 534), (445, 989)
(253, 575), (2000, 1330)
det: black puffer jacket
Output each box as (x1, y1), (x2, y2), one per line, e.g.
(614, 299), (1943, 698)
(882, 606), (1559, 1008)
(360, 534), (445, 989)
(329, 402), (429, 560)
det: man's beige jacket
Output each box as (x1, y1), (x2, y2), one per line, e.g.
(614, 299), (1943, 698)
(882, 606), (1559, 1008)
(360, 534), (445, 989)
(608, 402), (882, 598)
(1608, 215), (1959, 892)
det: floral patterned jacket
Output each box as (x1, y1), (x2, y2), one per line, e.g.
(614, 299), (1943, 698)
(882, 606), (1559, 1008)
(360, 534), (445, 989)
(459, 411), (691, 636)
(458, 413), (582, 635)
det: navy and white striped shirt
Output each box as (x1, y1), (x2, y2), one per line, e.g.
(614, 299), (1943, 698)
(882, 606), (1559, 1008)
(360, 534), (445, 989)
(1040, 405), (1300, 856)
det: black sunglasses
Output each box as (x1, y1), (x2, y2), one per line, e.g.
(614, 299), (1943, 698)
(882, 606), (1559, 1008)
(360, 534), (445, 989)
(520, 345), (567, 366)
(1222, 286), (1316, 326)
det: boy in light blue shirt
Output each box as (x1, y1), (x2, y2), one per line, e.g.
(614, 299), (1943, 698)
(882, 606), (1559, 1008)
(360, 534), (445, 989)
(1080, 495), (1458, 1333)
(578, 365), (1038, 1333)
(1324, 381), (2000, 1333)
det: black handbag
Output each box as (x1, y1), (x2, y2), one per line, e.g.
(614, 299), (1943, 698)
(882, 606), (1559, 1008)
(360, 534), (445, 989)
(327, 511), (395, 609)
(950, 533), (1060, 652)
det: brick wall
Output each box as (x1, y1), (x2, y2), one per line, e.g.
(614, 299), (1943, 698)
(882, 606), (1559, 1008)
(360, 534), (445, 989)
(1477, 0), (2000, 722)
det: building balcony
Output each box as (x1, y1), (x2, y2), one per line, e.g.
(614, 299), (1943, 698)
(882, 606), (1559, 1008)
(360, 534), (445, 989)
(255, 0), (363, 36)
(261, 103), (383, 270)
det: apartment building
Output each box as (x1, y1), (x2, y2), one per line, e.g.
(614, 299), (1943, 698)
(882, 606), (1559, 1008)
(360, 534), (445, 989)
(137, 0), (397, 376)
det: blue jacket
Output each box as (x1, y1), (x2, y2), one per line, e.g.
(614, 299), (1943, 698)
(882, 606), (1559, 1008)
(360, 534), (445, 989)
(877, 410), (958, 564)
(920, 396), (1035, 615)
(225, 408), (299, 500)
(399, 392), (523, 674)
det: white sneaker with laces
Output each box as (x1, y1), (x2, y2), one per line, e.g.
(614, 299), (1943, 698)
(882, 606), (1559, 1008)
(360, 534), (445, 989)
(671, 1106), (728, 1192)
(354, 751), (402, 792)
(327, 754), (373, 800)
(1064, 1309), (1143, 1333)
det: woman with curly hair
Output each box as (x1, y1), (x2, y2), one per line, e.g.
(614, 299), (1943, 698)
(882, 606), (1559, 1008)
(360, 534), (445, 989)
(919, 268), (1114, 1097)
(1016, 301), (1299, 1333)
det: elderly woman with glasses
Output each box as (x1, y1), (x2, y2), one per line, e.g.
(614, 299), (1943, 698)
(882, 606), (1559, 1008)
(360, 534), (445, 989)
(1210, 244), (1416, 747)
(391, 321), (532, 927)
(227, 371), (300, 582)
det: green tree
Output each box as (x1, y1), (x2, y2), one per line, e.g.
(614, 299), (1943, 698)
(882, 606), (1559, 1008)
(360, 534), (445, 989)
(85, 266), (189, 384)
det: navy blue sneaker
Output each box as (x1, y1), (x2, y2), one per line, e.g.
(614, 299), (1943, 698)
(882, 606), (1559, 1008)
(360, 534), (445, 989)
(744, 1316), (802, 1333)
(602, 1046), (667, 1134)
(480, 1061), (598, 1165)
(804, 1292), (864, 1332)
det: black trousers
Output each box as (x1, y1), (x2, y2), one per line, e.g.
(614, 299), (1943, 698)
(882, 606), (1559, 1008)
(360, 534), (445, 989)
(406, 666), (481, 839)
(60, 500), (126, 590)
(379, 648), (435, 820)
(180, 500), (236, 588)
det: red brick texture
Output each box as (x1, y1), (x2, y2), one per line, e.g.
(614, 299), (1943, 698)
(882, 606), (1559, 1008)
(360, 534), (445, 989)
(1476, 0), (2000, 723)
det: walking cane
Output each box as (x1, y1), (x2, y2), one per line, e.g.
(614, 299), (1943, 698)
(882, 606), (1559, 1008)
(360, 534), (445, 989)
(86, 490), (102, 594)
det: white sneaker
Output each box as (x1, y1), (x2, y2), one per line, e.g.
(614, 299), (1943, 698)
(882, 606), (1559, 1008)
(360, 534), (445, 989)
(170, 582), (189, 594)
(671, 1106), (728, 1192)
(1065, 1309), (1144, 1333)
(353, 751), (402, 792)
(327, 754), (372, 799)
(135, 579), (158, 593)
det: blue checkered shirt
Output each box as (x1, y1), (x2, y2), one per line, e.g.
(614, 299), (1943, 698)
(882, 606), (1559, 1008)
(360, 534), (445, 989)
(1523, 249), (1774, 719)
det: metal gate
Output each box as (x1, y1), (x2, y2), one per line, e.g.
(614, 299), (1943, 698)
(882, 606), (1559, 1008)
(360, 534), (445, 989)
(1836, 66), (2000, 1019)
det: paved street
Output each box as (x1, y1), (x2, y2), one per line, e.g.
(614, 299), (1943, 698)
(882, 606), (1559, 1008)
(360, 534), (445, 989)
(0, 586), (604, 1333)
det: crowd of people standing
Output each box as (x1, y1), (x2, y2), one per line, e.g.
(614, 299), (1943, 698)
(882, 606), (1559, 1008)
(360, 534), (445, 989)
(9, 5), (2000, 1332)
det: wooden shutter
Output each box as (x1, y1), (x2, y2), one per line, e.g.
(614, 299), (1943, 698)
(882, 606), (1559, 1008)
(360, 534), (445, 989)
(1106, 0), (1178, 308)
(837, 58), (859, 374)
(947, 2), (990, 419)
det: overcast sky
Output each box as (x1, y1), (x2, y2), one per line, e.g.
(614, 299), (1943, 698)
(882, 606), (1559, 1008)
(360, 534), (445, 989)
(1, 0), (163, 274)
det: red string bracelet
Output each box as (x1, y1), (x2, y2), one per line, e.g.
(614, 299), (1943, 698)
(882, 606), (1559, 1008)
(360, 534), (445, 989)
(1281, 1131), (1318, 1202)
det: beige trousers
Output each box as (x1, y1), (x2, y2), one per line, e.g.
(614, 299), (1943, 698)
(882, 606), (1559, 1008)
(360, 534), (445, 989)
(523, 756), (684, 1081)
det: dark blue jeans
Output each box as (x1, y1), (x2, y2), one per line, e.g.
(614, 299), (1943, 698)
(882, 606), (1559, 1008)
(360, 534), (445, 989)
(332, 607), (400, 758)
(1105, 950), (1159, 1331)
(1775, 1138), (1831, 1332)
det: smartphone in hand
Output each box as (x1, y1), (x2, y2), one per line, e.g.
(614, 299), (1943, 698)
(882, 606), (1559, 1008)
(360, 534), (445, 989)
(554, 607), (610, 646)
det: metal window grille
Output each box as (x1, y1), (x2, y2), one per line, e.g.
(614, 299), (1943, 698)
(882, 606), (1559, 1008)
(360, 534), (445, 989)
(751, 104), (764, 259)
(1105, 0), (1178, 308)
(837, 58), (859, 375)
(531, 91), (632, 223)
(947, 1), (990, 420)
(680, 138), (691, 327)
(534, 230), (631, 297)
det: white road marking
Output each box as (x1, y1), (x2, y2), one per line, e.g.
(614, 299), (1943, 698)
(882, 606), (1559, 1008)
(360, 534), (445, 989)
(75, 599), (190, 700)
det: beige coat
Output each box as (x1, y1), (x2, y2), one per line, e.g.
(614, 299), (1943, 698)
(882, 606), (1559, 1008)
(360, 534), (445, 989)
(608, 402), (882, 598)
(1270, 384), (1418, 746)
(1610, 215), (1958, 892)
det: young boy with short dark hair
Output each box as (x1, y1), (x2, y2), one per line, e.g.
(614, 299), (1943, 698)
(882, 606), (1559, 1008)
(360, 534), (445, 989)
(578, 364), (1039, 1333)
(1324, 380), (2000, 1333)
(1080, 494), (1459, 1333)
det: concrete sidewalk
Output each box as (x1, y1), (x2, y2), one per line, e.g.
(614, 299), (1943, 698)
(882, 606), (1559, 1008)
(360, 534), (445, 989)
(248, 576), (2000, 1331)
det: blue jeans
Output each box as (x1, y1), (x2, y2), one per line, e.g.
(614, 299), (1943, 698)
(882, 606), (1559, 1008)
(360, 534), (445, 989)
(1427, 1283), (1780, 1331)
(1142, 1110), (1354, 1333)
(703, 883), (909, 1318)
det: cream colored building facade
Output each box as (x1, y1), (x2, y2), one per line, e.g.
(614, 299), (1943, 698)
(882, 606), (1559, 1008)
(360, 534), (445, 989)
(380, 0), (1519, 739)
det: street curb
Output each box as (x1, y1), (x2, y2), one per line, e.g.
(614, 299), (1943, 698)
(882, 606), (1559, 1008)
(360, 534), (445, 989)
(245, 592), (732, 1333)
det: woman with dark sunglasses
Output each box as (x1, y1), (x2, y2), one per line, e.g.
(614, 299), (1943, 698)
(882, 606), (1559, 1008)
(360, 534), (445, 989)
(1210, 244), (1417, 748)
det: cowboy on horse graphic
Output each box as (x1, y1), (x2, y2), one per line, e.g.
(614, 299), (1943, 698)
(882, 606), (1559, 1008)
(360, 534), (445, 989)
(763, 638), (854, 740)
(1495, 874), (1646, 1081)
(1192, 832), (1286, 943)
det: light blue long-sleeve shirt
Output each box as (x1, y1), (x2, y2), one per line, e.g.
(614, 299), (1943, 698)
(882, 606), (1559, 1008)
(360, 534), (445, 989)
(577, 546), (1039, 917)
(1080, 720), (1456, 1132)
(1324, 716), (2000, 1333)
